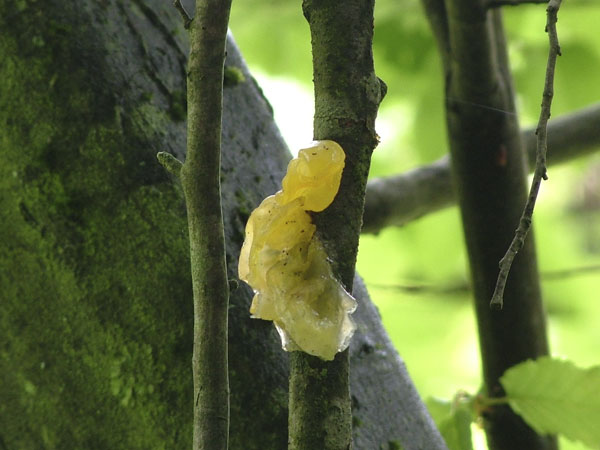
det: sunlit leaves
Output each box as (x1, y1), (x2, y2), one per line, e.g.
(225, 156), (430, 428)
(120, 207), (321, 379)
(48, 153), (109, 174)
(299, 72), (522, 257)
(501, 357), (600, 449)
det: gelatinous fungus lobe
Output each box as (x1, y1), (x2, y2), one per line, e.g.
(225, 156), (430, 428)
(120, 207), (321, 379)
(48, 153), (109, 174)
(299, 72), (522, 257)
(238, 140), (357, 361)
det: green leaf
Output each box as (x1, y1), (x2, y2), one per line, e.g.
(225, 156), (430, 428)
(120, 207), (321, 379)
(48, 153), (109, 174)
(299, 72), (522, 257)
(426, 395), (474, 450)
(500, 356), (600, 449)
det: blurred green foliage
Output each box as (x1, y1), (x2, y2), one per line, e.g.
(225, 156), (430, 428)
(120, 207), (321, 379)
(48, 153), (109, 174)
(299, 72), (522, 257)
(230, 2), (600, 449)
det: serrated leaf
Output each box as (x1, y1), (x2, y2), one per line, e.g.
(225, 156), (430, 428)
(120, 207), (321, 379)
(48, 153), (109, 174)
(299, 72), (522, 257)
(500, 356), (600, 449)
(426, 396), (474, 450)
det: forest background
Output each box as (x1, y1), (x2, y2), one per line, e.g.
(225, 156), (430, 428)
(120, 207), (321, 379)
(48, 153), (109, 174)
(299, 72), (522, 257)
(230, 1), (600, 448)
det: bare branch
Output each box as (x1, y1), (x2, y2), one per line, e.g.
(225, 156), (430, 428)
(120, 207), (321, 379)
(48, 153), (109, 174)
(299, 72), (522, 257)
(368, 264), (600, 296)
(363, 156), (452, 233)
(487, 0), (548, 8)
(362, 103), (600, 234)
(156, 151), (183, 177)
(524, 103), (600, 165)
(173, 0), (192, 29)
(542, 263), (600, 281)
(490, 0), (562, 310)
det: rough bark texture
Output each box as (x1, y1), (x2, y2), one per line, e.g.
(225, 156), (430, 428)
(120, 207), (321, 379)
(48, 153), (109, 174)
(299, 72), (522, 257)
(287, 1), (387, 449)
(0, 1), (445, 449)
(423, 1), (557, 448)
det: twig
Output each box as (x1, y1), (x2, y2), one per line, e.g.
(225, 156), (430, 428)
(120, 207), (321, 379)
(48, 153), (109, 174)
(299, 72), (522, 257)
(486, 0), (548, 7)
(542, 263), (600, 281)
(490, 0), (562, 310)
(156, 151), (183, 177)
(173, 0), (192, 29)
(369, 280), (470, 296)
(367, 264), (600, 296)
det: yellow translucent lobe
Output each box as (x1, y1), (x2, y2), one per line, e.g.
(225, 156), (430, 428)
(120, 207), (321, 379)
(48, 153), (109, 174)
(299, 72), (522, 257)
(281, 140), (345, 212)
(238, 140), (357, 360)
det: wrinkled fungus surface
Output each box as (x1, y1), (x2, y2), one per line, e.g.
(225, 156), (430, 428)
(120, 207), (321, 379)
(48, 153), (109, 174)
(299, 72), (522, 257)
(238, 140), (357, 360)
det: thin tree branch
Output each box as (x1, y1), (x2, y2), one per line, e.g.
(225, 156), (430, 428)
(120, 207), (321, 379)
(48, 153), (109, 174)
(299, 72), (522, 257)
(367, 264), (600, 296)
(288, 0), (383, 449)
(369, 279), (470, 296)
(362, 103), (600, 234)
(486, 0), (548, 8)
(542, 263), (600, 280)
(363, 156), (452, 232)
(173, 0), (192, 29)
(156, 151), (183, 177)
(491, 0), (562, 310)
(523, 102), (600, 166)
(161, 0), (233, 448)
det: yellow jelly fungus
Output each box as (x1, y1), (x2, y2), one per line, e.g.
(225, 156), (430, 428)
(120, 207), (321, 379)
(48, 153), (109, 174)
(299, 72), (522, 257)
(238, 140), (357, 361)
(280, 141), (346, 212)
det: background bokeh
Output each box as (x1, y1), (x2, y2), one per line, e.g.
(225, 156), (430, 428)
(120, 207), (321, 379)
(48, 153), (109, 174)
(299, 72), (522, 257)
(229, 2), (600, 448)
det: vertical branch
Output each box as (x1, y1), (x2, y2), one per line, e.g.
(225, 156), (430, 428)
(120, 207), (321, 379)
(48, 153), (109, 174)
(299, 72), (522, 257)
(425, 0), (557, 447)
(159, 1), (232, 449)
(490, 0), (562, 309)
(288, 0), (385, 449)
(185, 2), (232, 448)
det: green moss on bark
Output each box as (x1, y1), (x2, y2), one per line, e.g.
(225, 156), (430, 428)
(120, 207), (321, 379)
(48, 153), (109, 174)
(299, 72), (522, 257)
(0, 5), (193, 448)
(0, 2), (295, 449)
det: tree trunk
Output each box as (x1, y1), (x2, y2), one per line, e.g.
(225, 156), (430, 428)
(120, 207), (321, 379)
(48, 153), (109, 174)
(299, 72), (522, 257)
(422, 1), (557, 448)
(0, 1), (445, 449)
(287, 1), (385, 448)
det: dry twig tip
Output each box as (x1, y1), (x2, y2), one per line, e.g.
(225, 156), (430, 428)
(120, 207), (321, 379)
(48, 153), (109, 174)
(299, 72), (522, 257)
(490, 0), (562, 310)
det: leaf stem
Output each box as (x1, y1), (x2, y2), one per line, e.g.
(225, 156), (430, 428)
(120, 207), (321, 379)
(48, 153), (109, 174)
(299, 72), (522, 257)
(479, 396), (510, 407)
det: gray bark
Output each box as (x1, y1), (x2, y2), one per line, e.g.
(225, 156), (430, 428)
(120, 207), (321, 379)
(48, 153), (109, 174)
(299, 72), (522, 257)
(363, 103), (600, 233)
(0, 1), (445, 449)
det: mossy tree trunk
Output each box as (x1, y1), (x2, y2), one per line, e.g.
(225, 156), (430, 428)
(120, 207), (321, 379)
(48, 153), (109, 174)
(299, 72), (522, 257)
(422, 1), (557, 449)
(0, 1), (445, 449)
